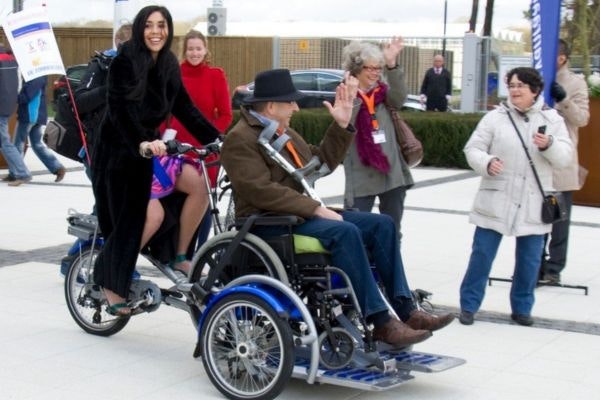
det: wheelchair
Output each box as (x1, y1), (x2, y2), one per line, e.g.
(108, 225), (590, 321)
(188, 213), (465, 400)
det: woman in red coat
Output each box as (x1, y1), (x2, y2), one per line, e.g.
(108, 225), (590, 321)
(169, 30), (233, 245)
(172, 30), (232, 137)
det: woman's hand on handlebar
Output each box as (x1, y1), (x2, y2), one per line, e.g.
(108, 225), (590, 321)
(139, 139), (167, 158)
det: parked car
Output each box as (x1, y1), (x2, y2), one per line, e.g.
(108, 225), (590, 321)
(232, 68), (427, 111)
(51, 63), (88, 111)
(232, 68), (343, 109)
(402, 94), (427, 112)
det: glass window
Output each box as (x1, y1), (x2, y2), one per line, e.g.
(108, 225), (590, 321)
(292, 73), (317, 91)
(318, 73), (343, 92)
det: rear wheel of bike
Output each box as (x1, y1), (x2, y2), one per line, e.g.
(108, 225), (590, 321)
(201, 293), (294, 400)
(64, 247), (129, 336)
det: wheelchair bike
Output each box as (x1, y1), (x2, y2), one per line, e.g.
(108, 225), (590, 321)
(64, 131), (464, 400)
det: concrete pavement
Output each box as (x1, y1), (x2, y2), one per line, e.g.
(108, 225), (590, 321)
(1, 151), (599, 400)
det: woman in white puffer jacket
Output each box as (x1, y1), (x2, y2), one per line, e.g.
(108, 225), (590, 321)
(459, 67), (573, 327)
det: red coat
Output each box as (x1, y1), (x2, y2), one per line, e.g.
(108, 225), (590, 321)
(169, 61), (233, 185)
(171, 61), (232, 136)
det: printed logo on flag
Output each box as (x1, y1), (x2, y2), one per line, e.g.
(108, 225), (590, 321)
(1, 6), (65, 81)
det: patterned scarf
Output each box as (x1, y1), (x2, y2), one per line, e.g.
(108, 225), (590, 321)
(355, 82), (389, 173)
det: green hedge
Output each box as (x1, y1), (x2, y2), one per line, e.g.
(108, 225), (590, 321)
(229, 109), (483, 169)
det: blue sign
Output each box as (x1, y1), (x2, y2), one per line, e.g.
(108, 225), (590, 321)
(530, 0), (561, 106)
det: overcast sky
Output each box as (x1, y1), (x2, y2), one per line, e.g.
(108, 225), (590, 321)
(0, 0), (531, 31)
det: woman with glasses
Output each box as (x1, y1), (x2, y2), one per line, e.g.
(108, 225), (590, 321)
(341, 38), (413, 236)
(458, 67), (573, 327)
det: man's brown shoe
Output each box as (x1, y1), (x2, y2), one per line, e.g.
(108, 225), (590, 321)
(405, 309), (455, 332)
(54, 167), (66, 182)
(8, 176), (32, 186)
(372, 318), (432, 347)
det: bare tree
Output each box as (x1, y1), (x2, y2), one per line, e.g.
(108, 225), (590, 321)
(577, 0), (590, 76)
(483, 0), (495, 36)
(469, 0), (479, 32)
(590, 0), (600, 54)
(562, 0), (599, 76)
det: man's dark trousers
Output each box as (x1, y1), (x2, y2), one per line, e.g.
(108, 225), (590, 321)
(542, 191), (574, 275)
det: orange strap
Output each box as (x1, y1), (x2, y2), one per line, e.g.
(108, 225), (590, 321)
(277, 128), (304, 168)
(358, 88), (381, 130)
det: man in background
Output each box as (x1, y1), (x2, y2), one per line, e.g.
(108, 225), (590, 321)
(539, 39), (590, 284)
(419, 54), (452, 111)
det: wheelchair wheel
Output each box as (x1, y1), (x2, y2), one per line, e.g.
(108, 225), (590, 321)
(189, 231), (286, 323)
(64, 247), (129, 336)
(318, 327), (355, 370)
(201, 293), (294, 400)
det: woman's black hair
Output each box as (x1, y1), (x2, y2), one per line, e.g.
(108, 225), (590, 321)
(122, 5), (177, 100)
(506, 67), (544, 97)
(130, 5), (174, 59)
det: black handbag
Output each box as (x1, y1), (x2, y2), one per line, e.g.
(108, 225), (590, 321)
(43, 120), (83, 162)
(506, 110), (567, 224)
(541, 192), (567, 223)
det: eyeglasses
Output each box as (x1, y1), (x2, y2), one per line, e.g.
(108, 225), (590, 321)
(362, 65), (383, 73)
(507, 83), (529, 90)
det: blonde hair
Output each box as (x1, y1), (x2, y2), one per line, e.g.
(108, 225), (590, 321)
(182, 30), (211, 64)
(114, 23), (132, 48)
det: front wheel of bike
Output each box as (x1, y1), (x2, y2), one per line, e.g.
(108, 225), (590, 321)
(64, 247), (129, 336)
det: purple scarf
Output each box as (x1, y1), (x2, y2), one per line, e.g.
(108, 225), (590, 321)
(355, 82), (389, 173)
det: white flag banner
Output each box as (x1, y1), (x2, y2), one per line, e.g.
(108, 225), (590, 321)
(1, 6), (65, 81)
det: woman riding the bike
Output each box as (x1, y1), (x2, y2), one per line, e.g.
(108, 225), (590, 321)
(91, 5), (220, 316)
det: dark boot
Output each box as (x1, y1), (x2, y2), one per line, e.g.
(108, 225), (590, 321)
(372, 318), (432, 347)
(511, 314), (533, 326)
(405, 309), (455, 331)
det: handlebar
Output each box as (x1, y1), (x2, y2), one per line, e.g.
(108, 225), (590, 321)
(141, 138), (222, 159)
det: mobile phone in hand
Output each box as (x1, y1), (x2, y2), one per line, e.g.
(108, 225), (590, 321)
(538, 125), (547, 135)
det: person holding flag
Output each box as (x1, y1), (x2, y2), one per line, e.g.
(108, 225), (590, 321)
(0, 43), (32, 186)
(539, 39), (590, 284)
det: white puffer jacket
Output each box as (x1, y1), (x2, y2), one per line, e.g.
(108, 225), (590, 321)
(464, 96), (573, 236)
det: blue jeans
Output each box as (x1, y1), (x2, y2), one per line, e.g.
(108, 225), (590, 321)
(252, 210), (413, 318)
(0, 116), (31, 179)
(460, 226), (545, 316)
(14, 122), (63, 174)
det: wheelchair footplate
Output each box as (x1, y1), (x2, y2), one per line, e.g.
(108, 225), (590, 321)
(292, 358), (414, 391)
(383, 349), (466, 373)
(292, 349), (465, 391)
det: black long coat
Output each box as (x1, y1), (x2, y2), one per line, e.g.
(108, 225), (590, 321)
(92, 47), (219, 298)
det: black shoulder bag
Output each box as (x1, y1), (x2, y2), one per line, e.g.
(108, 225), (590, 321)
(505, 110), (567, 224)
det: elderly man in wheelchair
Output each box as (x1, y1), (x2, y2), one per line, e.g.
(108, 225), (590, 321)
(220, 68), (454, 351)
